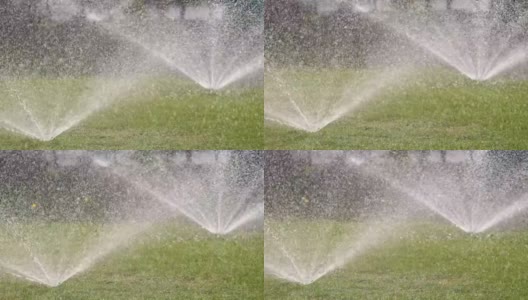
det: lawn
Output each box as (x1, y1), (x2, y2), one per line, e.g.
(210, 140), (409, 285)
(264, 67), (528, 149)
(0, 221), (264, 300)
(265, 220), (528, 299)
(0, 76), (263, 150)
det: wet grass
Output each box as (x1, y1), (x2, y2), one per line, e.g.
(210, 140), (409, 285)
(0, 222), (263, 300)
(265, 221), (528, 299)
(0, 77), (263, 150)
(265, 68), (528, 149)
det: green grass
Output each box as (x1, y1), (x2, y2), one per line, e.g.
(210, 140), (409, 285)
(265, 68), (528, 149)
(0, 77), (263, 150)
(0, 222), (263, 300)
(265, 220), (528, 299)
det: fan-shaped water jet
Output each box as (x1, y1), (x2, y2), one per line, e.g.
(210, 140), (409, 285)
(353, 2), (528, 81)
(88, 1), (264, 90)
(93, 151), (264, 235)
(348, 151), (528, 234)
(265, 68), (408, 132)
(0, 151), (166, 286)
